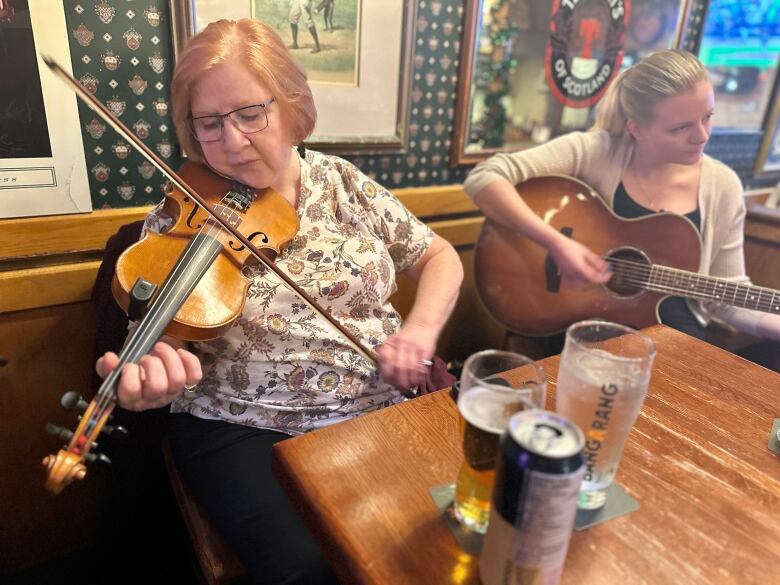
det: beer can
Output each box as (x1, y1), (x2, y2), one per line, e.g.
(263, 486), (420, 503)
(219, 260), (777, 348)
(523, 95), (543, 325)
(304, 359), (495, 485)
(479, 410), (585, 585)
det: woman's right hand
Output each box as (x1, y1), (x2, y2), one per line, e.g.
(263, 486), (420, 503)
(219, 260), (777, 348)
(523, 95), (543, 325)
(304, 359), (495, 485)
(96, 341), (202, 411)
(547, 235), (611, 287)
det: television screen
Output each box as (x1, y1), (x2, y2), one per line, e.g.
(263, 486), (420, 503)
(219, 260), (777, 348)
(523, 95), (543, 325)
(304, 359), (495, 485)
(698, 1), (780, 128)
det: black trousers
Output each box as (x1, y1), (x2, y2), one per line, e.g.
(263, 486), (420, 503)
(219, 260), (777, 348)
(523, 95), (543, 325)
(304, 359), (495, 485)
(167, 413), (340, 585)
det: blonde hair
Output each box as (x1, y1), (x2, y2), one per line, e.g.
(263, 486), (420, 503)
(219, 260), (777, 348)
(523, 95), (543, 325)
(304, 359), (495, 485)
(591, 49), (709, 146)
(171, 19), (316, 163)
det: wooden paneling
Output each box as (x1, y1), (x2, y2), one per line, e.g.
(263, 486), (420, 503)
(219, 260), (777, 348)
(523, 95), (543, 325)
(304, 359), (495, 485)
(0, 261), (101, 313)
(0, 185), (476, 262)
(0, 207), (151, 261)
(0, 302), (107, 573)
(744, 198), (780, 290)
(395, 185), (478, 219)
(0, 185), (478, 312)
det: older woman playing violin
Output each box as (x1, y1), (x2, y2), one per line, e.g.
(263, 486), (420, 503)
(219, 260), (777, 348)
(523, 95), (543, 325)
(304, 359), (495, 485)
(96, 18), (462, 585)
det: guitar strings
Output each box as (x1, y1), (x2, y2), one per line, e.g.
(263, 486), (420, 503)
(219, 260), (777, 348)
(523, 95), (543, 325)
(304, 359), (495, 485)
(598, 257), (778, 310)
(606, 258), (744, 295)
(604, 257), (761, 294)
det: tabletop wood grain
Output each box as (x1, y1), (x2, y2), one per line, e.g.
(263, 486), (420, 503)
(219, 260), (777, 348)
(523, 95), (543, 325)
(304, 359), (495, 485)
(272, 326), (780, 584)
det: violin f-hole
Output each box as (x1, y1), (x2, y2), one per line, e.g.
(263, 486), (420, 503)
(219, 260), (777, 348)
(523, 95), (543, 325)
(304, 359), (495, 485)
(229, 231), (270, 252)
(184, 197), (204, 230)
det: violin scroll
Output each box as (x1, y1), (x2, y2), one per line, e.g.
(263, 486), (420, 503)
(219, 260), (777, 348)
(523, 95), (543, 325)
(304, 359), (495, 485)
(42, 451), (87, 494)
(42, 391), (119, 494)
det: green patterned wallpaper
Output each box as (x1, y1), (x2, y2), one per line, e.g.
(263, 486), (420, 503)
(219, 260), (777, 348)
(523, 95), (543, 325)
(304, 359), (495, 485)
(64, 1), (178, 208)
(63, 0), (470, 209)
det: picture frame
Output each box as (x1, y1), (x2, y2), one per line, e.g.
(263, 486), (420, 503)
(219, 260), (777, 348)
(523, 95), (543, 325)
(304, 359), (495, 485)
(170, 0), (415, 154)
(754, 75), (780, 176)
(451, 0), (691, 166)
(0, 0), (92, 219)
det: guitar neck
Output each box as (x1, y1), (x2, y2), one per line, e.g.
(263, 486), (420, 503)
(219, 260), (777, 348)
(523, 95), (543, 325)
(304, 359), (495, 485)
(646, 265), (780, 314)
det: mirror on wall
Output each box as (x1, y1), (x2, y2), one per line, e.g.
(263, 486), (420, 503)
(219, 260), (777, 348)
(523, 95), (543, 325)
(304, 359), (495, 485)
(451, 0), (692, 165)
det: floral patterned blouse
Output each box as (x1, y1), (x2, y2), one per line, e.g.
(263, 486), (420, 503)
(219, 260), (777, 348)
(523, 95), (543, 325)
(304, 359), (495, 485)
(142, 148), (433, 434)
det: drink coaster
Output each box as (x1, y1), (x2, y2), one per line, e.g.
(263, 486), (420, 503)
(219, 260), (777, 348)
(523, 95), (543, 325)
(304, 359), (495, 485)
(430, 483), (638, 548)
(768, 419), (780, 455)
(574, 484), (639, 530)
(429, 483), (484, 555)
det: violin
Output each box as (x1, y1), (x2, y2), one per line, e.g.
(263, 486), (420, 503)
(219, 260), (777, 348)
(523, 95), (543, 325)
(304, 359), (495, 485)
(40, 56), (381, 494)
(113, 161), (298, 341)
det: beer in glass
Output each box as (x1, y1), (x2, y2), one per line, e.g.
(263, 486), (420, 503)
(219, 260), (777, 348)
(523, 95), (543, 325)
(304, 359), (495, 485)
(555, 320), (656, 510)
(453, 350), (546, 533)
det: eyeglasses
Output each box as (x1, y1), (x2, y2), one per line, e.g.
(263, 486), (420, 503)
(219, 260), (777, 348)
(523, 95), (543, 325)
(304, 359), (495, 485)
(189, 97), (275, 143)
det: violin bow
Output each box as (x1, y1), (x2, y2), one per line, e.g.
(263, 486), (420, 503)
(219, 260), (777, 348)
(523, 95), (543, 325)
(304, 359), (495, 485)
(42, 55), (378, 365)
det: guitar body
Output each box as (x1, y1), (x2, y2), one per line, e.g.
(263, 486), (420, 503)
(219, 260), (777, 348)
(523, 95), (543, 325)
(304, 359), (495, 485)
(475, 176), (702, 336)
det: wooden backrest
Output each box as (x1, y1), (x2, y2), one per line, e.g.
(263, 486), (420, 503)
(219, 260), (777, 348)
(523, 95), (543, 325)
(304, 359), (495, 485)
(161, 440), (245, 585)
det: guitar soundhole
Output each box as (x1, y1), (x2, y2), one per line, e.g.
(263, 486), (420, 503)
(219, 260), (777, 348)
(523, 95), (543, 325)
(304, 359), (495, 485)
(604, 248), (650, 298)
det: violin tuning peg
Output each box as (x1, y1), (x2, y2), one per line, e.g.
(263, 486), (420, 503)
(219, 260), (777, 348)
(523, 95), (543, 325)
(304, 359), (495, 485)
(60, 391), (88, 412)
(102, 423), (128, 439)
(85, 452), (112, 466)
(45, 423), (74, 442)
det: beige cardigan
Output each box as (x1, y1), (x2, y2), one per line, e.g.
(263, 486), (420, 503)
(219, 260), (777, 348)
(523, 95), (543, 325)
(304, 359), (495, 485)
(463, 130), (764, 336)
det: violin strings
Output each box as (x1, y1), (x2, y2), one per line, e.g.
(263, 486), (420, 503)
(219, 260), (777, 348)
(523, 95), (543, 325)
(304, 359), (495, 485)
(86, 192), (241, 439)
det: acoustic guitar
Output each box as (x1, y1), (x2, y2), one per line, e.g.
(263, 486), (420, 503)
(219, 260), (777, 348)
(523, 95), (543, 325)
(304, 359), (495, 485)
(475, 175), (780, 336)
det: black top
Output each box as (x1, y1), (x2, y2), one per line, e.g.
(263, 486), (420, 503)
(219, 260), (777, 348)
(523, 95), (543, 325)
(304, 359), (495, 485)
(613, 181), (701, 231)
(612, 182), (705, 339)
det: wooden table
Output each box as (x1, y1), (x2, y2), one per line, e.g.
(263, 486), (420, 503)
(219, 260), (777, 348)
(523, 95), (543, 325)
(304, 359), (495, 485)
(272, 326), (780, 584)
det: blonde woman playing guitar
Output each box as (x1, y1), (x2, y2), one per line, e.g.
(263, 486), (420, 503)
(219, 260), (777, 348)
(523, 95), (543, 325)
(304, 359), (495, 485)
(464, 49), (780, 360)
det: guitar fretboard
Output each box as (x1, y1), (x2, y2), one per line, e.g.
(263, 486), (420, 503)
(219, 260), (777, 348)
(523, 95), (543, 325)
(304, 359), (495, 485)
(607, 258), (780, 314)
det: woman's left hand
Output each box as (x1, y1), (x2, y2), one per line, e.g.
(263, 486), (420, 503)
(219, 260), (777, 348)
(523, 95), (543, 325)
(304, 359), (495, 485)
(377, 322), (437, 390)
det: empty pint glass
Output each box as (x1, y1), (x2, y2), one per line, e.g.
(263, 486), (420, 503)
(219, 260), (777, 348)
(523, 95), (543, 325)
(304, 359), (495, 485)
(555, 321), (656, 510)
(453, 350), (546, 533)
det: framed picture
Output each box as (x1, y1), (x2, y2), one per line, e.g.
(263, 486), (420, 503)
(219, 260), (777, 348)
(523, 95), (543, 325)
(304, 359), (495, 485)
(170, 0), (415, 153)
(755, 78), (780, 175)
(451, 0), (691, 165)
(0, 0), (91, 219)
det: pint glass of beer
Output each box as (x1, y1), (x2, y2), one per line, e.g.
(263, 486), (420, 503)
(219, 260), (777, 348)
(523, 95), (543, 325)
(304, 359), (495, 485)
(555, 321), (656, 510)
(453, 350), (546, 533)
